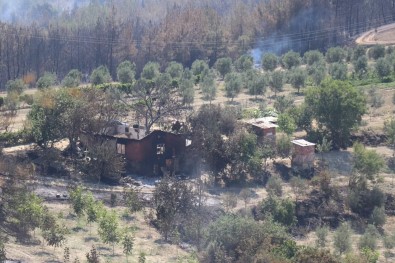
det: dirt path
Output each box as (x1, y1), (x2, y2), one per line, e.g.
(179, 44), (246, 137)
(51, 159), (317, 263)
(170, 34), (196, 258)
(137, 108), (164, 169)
(356, 23), (395, 45)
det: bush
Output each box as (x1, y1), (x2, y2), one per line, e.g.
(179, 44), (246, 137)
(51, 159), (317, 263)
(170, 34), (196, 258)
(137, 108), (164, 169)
(304, 50), (324, 66)
(37, 72), (57, 89)
(276, 135), (292, 158)
(326, 47), (345, 63)
(348, 186), (386, 216)
(359, 225), (379, 250)
(6, 79), (26, 95)
(375, 58), (392, 80)
(281, 51), (301, 69)
(315, 226), (329, 248)
(294, 247), (340, 263)
(370, 206), (386, 227)
(266, 175), (283, 197)
(353, 46), (366, 61)
(333, 222), (352, 254)
(62, 69), (82, 87)
(329, 62), (347, 80)
(117, 61), (135, 84)
(261, 53), (278, 71)
(90, 65), (112, 85)
(259, 196), (296, 226)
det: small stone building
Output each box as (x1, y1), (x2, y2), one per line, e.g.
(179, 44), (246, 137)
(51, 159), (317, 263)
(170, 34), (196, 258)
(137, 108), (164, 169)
(243, 117), (278, 143)
(291, 139), (315, 170)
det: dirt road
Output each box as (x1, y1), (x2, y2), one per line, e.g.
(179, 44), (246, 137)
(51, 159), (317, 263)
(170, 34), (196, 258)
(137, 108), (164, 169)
(356, 23), (395, 45)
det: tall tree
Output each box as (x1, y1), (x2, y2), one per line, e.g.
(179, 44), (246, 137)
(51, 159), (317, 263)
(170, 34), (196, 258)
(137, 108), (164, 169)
(305, 79), (367, 148)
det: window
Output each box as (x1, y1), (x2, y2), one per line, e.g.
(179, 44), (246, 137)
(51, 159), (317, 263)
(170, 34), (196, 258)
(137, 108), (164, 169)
(125, 126), (129, 133)
(157, 144), (165, 155)
(117, 143), (125, 155)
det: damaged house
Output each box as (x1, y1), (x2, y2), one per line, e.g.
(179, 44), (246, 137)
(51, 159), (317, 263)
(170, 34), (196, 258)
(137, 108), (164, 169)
(81, 121), (191, 176)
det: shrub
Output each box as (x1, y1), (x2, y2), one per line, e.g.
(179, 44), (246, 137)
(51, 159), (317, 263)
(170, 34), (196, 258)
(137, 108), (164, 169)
(326, 47), (345, 63)
(304, 50), (324, 66)
(276, 135), (292, 158)
(333, 222), (352, 254)
(117, 61), (135, 84)
(315, 226), (329, 248)
(90, 65), (112, 85)
(281, 51), (301, 69)
(62, 69), (82, 87)
(6, 79), (26, 95)
(329, 62), (347, 80)
(359, 225), (379, 250)
(259, 196), (296, 226)
(262, 53), (278, 71)
(37, 72), (57, 89)
(266, 175), (283, 197)
(370, 206), (386, 227)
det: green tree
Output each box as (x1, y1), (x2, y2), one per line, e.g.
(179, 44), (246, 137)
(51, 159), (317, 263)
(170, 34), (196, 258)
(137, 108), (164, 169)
(270, 70), (284, 96)
(353, 55), (368, 78)
(333, 222), (352, 255)
(43, 223), (68, 248)
(353, 46), (366, 61)
(224, 72), (242, 101)
(309, 62), (327, 85)
(117, 61), (136, 84)
(304, 50), (324, 66)
(246, 70), (267, 99)
(6, 79), (26, 95)
(370, 206), (386, 228)
(326, 47), (345, 63)
(200, 69), (217, 102)
(359, 225), (379, 250)
(262, 53), (278, 71)
(277, 113), (296, 136)
(123, 187), (143, 214)
(141, 61), (160, 81)
(16, 193), (44, 236)
(191, 59), (209, 84)
(153, 176), (196, 241)
(375, 58), (392, 81)
(353, 142), (384, 180)
(329, 62), (348, 80)
(69, 186), (86, 218)
(165, 61), (183, 87)
(85, 192), (104, 230)
(281, 51), (301, 69)
(234, 55), (253, 72)
(62, 69), (82, 88)
(37, 72), (57, 89)
(368, 45), (385, 60)
(289, 67), (307, 93)
(122, 233), (134, 262)
(274, 95), (294, 114)
(98, 210), (120, 255)
(90, 65), (112, 85)
(305, 79), (367, 148)
(215, 57), (232, 79)
(259, 196), (296, 226)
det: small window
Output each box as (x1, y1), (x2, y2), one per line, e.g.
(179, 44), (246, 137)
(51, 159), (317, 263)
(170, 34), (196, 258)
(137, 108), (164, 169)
(157, 144), (165, 155)
(117, 143), (125, 155)
(125, 126), (130, 133)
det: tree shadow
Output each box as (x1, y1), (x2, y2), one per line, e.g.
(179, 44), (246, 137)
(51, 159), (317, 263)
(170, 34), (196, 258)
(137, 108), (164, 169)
(84, 236), (99, 242)
(274, 162), (292, 182)
(225, 100), (240, 105)
(72, 226), (87, 233)
(97, 246), (112, 252)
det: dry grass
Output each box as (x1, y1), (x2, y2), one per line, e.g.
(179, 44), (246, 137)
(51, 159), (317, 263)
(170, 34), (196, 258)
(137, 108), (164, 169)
(5, 203), (189, 263)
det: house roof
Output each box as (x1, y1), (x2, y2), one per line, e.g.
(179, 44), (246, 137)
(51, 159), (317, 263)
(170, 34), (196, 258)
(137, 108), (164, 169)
(291, 139), (315, 147)
(243, 117), (278, 129)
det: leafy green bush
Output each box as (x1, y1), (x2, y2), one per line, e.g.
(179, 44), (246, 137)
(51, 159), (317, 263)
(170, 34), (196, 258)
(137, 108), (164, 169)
(333, 222), (352, 254)
(281, 51), (301, 69)
(90, 65), (112, 85)
(259, 196), (297, 226)
(359, 225), (379, 250)
(37, 72), (57, 89)
(326, 47), (345, 63)
(62, 69), (82, 88)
